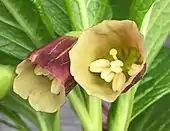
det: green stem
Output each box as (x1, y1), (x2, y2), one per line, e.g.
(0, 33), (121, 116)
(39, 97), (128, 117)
(68, 89), (94, 131)
(36, 112), (48, 131)
(88, 96), (102, 131)
(108, 88), (137, 131)
(53, 111), (60, 131)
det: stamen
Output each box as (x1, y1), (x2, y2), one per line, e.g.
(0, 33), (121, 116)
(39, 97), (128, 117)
(109, 49), (118, 60)
(101, 70), (115, 82)
(110, 60), (123, 73)
(34, 65), (53, 80)
(89, 59), (110, 73)
(128, 64), (141, 76)
(51, 79), (62, 95)
(112, 72), (126, 92)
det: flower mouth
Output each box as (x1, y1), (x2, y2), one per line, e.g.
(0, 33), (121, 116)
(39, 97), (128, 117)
(34, 65), (63, 95)
(89, 47), (143, 92)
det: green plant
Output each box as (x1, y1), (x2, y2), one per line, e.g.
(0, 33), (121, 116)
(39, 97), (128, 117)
(0, 0), (170, 131)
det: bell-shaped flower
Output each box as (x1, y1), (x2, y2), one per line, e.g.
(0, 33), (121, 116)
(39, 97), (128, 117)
(13, 36), (78, 113)
(69, 20), (146, 102)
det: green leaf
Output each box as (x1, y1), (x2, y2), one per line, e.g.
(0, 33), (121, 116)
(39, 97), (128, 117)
(0, 92), (40, 128)
(111, 0), (133, 20)
(0, 1), (35, 60)
(140, 0), (170, 65)
(0, 51), (20, 65)
(40, 0), (72, 35)
(29, 0), (56, 38)
(0, 0), (53, 48)
(132, 47), (170, 120)
(108, 1), (170, 130)
(129, 93), (170, 131)
(87, 0), (112, 25)
(131, 0), (170, 119)
(0, 105), (30, 131)
(130, 0), (155, 27)
(64, 0), (112, 30)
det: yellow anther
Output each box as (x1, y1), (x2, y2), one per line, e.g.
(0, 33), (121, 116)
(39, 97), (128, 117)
(109, 49), (118, 60)
(34, 65), (50, 77)
(101, 70), (115, 82)
(51, 79), (62, 95)
(110, 60), (124, 73)
(112, 72), (126, 92)
(128, 64), (141, 76)
(89, 59), (110, 73)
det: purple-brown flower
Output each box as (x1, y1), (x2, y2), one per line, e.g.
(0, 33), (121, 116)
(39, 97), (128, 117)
(69, 20), (146, 102)
(13, 36), (78, 113)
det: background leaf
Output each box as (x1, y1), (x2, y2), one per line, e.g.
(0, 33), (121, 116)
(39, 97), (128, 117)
(110, 0), (133, 20)
(0, 0), (53, 48)
(130, 0), (155, 27)
(0, 105), (30, 131)
(40, 0), (72, 35)
(0, 92), (40, 128)
(64, 0), (112, 30)
(129, 93), (170, 131)
(132, 47), (170, 120)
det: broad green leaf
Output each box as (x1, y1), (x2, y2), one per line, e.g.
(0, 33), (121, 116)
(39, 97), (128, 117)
(0, 105), (30, 131)
(140, 0), (170, 65)
(129, 93), (170, 131)
(108, 1), (170, 130)
(29, 0), (56, 38)
(0, 0), (53, 48)
(87, 0), (112, 25)
(131, 0), (170, 119)
(0, 92), (40, 128)
(0, 51), (20, 65)
(40, 0), (72, 35)
(0, 1), (34, 60)
(64, 0), (112, 30)
(0, 119), (18, 130)
(132, 47), (170, 120)
(111, 0), (133, 20)
(130, 0), (155, 27)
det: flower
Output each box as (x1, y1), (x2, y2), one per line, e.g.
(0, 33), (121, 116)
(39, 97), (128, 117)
(69, 20), (146, 102)
(13, 36), (78, 113)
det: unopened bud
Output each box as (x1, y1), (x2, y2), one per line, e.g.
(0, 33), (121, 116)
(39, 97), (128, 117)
(0, 65), (15, 99)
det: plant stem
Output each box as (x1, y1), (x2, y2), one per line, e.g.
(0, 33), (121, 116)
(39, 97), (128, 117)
(108, 88), (137, 131)
(68, 89), (94, 131)
(88, 96), (102, 131)
(36, 112), (48, 131)
(53, 111), (60, 131)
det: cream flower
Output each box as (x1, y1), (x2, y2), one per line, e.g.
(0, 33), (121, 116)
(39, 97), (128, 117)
(69, 20), (146, 102)
(14, 36), (78, 113)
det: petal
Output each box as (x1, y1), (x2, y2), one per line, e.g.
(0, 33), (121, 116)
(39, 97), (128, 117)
(28, 83), (65, 113)
(14, 60), (40, 99)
